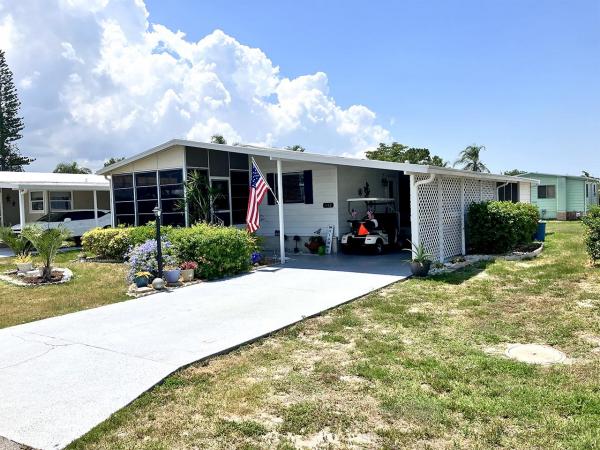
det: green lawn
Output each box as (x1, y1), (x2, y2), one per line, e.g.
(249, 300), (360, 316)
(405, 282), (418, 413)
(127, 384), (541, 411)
(0, 251), (128, 328)
(67, 221), (600, 449)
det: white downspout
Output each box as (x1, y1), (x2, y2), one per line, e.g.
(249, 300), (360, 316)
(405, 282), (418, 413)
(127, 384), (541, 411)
(497, 182), (509, 201)
(276, 159), (285, 264)
(18, 189), (26, 230)
(409, 173), (436, 258)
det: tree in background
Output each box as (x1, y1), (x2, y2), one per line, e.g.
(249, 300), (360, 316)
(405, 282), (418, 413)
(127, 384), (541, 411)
(366, 142), (447, 166)
(504, 169), (526, 176)
(53, 161), (92, 174)
(210, 134), (227, 144)
(103, 157), (125, 167)
(0, 49), (34, 171)
(285, 145), (305, 152)
(454, 144), (489, 172)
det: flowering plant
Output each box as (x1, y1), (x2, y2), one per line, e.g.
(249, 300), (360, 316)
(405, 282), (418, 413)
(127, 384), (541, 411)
(134, 271), (152, 279)
(180, 261), (198, 270)
(251, 252), (262, 264)
(126, 239), (176, 282)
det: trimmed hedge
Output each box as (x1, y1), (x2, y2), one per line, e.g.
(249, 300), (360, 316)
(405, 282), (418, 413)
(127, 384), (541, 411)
(81, 224), (168, 260)
(82, 223), (258, 279)
(169, 224), (258, 279)
(467, 201), (539, 254)
(582, 206), (600, 263)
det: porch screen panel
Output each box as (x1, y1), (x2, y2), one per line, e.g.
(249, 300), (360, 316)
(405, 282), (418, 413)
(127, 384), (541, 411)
(135, 171), (158, 225)
(160, 169), (184, 226)
(230, 169), (249, 225)
(113, 174), (135, 225)
(415, 174), (441, 261)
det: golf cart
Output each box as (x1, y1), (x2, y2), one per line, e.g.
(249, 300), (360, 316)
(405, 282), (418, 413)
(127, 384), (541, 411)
(340, 198), (399, 254)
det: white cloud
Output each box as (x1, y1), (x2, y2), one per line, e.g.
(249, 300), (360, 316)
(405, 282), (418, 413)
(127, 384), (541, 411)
(1, 0), (391, 171)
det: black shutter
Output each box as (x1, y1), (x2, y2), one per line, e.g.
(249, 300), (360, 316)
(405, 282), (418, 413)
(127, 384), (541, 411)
(303, 170), (313, 204)
(267, 173), (275, 205)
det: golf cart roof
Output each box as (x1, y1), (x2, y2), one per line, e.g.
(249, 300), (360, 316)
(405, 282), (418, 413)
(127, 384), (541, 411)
(346, 198), (395, 203)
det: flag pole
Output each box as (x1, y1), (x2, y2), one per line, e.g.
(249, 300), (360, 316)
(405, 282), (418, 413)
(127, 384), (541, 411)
(251, 157), (279, 204)
(276, 158), (285, 264)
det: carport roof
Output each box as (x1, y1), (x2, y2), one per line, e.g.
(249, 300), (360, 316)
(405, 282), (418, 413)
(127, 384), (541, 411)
(0, 171), (110, 191)
(98, 138), (538, 184)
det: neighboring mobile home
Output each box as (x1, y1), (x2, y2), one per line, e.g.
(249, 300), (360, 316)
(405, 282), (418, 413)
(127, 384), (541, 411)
(98, 139), (537, 262)
(0, 172), (110, 229)
(521, 172), (599, 220)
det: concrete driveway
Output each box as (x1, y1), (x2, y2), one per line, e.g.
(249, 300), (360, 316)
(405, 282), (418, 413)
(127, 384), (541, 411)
(0, 252), (411, 449)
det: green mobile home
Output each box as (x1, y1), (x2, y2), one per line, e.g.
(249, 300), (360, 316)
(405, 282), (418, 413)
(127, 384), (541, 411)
(522, 172), (599, 220)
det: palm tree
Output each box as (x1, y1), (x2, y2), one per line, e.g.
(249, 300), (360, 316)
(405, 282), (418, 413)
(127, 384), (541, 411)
(0, 227), (31, 257)
(454, 145), (490, 172)
(53, 161), (92, 174)
(21, 225), (71, 282)
(285, 144), (305, 152)
(210, 134), (227, 144)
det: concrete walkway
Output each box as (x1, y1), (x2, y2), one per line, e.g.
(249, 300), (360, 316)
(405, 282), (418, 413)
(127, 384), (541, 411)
(0, 253), (411, 449)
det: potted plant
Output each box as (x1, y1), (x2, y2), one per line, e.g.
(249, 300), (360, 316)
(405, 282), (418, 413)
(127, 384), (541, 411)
(305, 235), (325, 254)
(164, 265), (181, 284)
(179, 261), (198, 282)
(409, 240), (432, 277)
(15, 254), (33, 273)
(133, 271), (152, 288)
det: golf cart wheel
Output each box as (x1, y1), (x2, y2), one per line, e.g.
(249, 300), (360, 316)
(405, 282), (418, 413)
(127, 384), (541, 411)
(373, 240), (384, 255)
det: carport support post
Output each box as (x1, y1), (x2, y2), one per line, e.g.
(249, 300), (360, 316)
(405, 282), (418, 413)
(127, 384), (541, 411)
(276, 159), (285, 264)
(0, 188), (4, 227)
(18, 190), (26, 228)
(93, 190), (99, 227)
(460, 178), (466, 255)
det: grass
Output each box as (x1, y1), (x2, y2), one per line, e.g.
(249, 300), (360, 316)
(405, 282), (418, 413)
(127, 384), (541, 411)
(0, 250), (128, 328)
(22, 222), (600, 448)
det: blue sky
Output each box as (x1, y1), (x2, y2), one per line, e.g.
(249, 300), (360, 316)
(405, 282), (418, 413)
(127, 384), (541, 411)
(147, 0), (600, 175)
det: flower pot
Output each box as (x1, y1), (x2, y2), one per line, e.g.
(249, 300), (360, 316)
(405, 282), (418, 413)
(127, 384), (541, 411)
(16, 262), (33, 272)
(180, 268), (195, 282)
(164, 269), (181, 284)
(134, 276), (149, 288)
(410, 261), (431, 277)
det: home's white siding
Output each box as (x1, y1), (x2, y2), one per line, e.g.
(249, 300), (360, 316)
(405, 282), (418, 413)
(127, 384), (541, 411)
(112, 145), (185, 174)
(519, 182), (531, 203)
(254, 156), (339, 237)
(336, 166), (398, 234)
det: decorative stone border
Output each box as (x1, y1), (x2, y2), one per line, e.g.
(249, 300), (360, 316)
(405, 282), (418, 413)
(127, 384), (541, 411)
(429, 243), (544, 276)
(0, 267), (74, 287)
(127, 279), (203, 298)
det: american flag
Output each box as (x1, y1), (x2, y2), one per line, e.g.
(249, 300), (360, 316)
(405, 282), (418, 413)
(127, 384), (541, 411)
(246, 160), (269, 232)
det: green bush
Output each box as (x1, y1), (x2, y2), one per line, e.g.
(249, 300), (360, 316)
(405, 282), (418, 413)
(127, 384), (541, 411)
(169, 224), (258, 280)
(466, 201), (540, 254)
(81, 224), (166, 260)
(582, 206), (600, 263)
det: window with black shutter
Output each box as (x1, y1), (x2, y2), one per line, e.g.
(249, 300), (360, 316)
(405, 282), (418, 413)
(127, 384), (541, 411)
(267, 170), (313, 204)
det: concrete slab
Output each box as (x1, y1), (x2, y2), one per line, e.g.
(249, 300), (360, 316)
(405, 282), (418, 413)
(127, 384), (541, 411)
(0, 251), (411, 449)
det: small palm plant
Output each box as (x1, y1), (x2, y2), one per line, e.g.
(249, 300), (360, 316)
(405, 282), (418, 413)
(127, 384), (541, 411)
(21, 225), (71, 282)
(454, 144), (490, 173)
(408, 240), (433, 277)
(0, 227), (32, 257)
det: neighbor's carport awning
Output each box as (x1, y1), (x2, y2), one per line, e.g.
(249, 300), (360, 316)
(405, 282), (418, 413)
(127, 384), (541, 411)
(0, 172), (110, 191)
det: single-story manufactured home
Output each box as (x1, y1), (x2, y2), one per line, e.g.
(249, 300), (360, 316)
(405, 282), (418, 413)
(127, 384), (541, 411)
(521, 172), (599, 220)
(0, 172), (110, 229)
(98, 139), (537, 262)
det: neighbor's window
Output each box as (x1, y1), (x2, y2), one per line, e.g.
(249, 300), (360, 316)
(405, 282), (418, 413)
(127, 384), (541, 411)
(537, 185), (556, 199)
(282, 173), (305, 203)
(29, 191), (45, 212)
(50, 191), (72, 210)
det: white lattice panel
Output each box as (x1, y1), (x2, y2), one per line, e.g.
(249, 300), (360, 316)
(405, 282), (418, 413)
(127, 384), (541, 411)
(441, 177), (463, 259)
(416, 174), (441, 261)
(464, 179), (481, 206)
(481, 181), (497, 201)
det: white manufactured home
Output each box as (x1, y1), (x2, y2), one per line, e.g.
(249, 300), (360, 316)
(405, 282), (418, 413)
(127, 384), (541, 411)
(98, 139), (537, 262)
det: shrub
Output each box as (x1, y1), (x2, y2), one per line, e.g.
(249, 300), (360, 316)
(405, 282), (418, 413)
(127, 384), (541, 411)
(21, 225), (72, 281)
(126, 239), (176, 282)
(170, 223), (257, 279)
(0, 227), (32, 257)
(466, 201), (539, 254)
(582, 206), (600, 263)
(81, 227), (131, 260)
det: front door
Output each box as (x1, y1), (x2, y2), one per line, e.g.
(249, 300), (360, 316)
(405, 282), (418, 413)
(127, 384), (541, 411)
(210, 178), (231, 226)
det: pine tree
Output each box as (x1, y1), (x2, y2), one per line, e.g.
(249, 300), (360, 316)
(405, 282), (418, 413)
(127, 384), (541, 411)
(0, 49), (34, 171)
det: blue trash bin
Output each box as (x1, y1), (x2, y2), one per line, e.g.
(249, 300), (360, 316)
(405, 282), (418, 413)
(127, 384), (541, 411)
(534, 222), (546, 242)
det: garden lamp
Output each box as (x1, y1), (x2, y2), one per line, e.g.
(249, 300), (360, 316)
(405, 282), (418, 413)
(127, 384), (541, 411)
(153, 206), (163, 279)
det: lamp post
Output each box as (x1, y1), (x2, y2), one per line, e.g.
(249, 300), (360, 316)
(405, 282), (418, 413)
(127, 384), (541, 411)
(153, 206), (163, 279)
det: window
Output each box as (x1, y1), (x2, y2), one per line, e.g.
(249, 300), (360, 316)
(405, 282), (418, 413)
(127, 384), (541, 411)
(113, 173), (135, 226)
(49, 191), (72, 210)
(282, 173), (305, 203)
(159, 169), (184, 226)
(230, 170), (250, 224)
(538, 185), (556, 199)
(497, 182), (519, 203)
(586, 184), (589, 198)
(29, 191), (45, 212)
